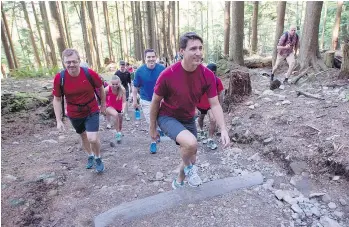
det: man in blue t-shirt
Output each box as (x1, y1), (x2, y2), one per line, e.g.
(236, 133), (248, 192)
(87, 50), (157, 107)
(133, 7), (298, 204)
(132, 48), (165, 154)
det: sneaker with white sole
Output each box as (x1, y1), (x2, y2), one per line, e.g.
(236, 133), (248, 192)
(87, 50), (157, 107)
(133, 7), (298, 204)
(172, 179), (184, 189)
(184, 165), (202, 187)
(125, 114), (131, 121)
(207, 139), (218, 150)
(106, 124), (112, 129)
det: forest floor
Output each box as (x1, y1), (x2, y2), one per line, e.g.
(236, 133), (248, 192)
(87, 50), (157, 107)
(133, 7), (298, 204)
(1, 62), (349, 227)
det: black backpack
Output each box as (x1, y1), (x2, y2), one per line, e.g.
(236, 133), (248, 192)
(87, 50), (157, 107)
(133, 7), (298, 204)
(283, 31), (299, 47)
(60, 67), (101, 118)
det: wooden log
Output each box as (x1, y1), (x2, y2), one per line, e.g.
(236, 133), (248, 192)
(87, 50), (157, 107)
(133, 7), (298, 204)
(244, 56), (272, 68)
(296, 90), (325, 100)
(324, 51), (335, 68)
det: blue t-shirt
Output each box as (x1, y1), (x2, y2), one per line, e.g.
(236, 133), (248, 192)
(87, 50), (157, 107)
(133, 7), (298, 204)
(133, 63), (165, 101)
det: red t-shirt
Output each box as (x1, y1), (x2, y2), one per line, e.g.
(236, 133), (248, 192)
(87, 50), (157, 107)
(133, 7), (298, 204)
(154, 62), (217, 120)
(52, 68), (102, 118)
(197, 76), (224, 110)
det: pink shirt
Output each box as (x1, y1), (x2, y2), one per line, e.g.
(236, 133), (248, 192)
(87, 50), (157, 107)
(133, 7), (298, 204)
(197, 76), (224, 110)
(106, 86), (123, 111)
(154, 62), (217, 120)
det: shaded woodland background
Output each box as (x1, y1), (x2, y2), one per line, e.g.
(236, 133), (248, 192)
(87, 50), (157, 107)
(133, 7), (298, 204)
(1, 1), (349, 77)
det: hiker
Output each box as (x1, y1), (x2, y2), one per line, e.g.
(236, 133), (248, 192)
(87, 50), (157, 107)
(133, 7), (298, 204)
(149, 32), (230, 189)
(52, 48), (106, 173)
(114, 60), (131, 121)
(105, 75), (127, 143)
(197, 63), (224, 150)
(132, 49), (166, 154)
(271, 25), (299, 84)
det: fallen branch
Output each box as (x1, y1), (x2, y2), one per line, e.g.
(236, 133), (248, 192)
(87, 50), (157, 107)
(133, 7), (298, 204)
(296, 90), (325, 100)
(322, 83), (349, 88)
(292, 67), (311, 84)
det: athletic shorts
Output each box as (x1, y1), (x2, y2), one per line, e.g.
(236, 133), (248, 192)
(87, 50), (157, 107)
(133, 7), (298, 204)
(157, 115), (197, 145)
(197, 107), (210, 115)
(69, 112), (100, 134)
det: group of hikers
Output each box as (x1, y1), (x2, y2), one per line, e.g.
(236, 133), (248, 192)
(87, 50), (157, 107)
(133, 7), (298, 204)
(52, 27), (298, 189)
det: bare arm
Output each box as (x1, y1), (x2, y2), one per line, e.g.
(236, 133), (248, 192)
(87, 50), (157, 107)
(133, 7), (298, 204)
(99, 85), (106, 114)
(132, 86), (139, 108)
(149, 93), (163, 140)
(53, 96), (65, 130)
(208, 96), (230, 148)
(121, 92), (127, 112)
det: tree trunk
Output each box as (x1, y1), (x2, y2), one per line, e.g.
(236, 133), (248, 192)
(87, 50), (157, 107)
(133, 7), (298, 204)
(331, 1), (343, 50)
(272, 2), (286, 66)
(223, 70), (252, 112)
(49, 1), (67, 58)
(320, 2), (327, 50)
(39, 1), (57, 67)
(122, 2), (129, 61)
(177, 1), (179, 50)
(298, 1), (325, 72)
(21, 1), (41, 67)
(103, 2), (113, 61)
(154, 2), (161, 56)
(31, 2), (48, 66)
(251, 1), (258, 54)
(115, 2), (124, 60)
(229, 1), (244, 65)
(87, 2), (101, 69)
(339, 42), (349, 79)
(1, 5), (19, 68)
(161, 2), (168, 61)
(80, 2), (93, 67)
(171, 1), (176, 57)
(1, 20), (14, 70)
(167, 2), (173, 59)
(61, 2), (72, 48)
(131, 2), (141, 61)
(223, 1), (230, 57)
(136, 2), (144, 61)
(95, 2), (104, 61)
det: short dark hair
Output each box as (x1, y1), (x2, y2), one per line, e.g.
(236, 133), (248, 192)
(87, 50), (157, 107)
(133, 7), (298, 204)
(206, 63), (217, 73)
(144, 49), (156, 57)
(179, 32), (203, 49)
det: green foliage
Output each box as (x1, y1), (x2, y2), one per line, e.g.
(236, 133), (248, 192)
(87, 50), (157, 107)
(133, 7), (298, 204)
(10, 66), (61, 78)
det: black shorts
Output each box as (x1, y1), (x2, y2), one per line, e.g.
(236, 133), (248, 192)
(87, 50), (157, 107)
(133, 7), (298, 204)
(197, 107), (210, 115)
(69, 112), (100, 134)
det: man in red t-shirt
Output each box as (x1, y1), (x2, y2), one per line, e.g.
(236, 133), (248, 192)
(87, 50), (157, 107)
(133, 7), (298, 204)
(196, 63), (224, 150)
(52, 48), (106, 173)
(150, 32), (230, 189)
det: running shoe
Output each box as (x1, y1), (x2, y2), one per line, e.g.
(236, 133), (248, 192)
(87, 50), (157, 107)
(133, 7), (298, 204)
(95, 158), (105, 173)
(184, 165), (202, 187)
(172, 179), (184, 189)
(86, 155), (94, 169)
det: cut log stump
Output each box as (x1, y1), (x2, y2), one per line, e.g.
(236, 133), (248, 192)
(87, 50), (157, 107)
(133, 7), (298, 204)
(324, 51), (335, 68)
(223, 70), (252, 112)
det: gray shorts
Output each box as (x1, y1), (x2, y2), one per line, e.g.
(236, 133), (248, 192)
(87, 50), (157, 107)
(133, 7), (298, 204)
(157, 115), (197, 145)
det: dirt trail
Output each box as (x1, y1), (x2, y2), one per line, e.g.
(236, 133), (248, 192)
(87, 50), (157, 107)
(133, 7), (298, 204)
(1, 67), (349, 227)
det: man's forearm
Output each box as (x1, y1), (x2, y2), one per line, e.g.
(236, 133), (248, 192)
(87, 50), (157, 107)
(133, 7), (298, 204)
(132, 86), (138, 101)
(53, 97), (63, 122)
(149, 100), (160, 129)
(100, 87), (106, 106)
(210, 104), (227, 131)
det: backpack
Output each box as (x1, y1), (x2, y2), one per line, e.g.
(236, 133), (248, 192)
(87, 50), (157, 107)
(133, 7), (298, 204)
(60, 67), (101, 117)
(283, 31), (299, 47)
